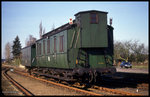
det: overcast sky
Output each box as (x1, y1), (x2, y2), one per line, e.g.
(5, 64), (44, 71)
(1, 1), (149, 59)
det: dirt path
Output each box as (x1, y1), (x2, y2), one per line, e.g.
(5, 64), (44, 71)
(116, 67), (149, 74)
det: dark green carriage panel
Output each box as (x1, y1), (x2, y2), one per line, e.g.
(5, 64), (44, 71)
(36, 56), (43, 67)
(67, 28), (74, 49)
(79, 12), (108, 48)
(89, 54), (113, 68)
(36, 30), (68, 69)
(31, 44), (36, 66)
(51, 30), (68, 68)
(36, 40), (45, 67)
(67, 26), (80, 49)
(42, 53), (68, 68)
(67, 27), (81, 68)
(56, 53), (68, 68)
(89, 54), (105, 68)
(67, 48), (79, 68)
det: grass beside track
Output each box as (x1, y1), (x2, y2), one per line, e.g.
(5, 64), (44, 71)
(132, 65), (148, 69)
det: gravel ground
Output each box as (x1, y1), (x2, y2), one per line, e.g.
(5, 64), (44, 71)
(6, 70), (84, 96)
(116, 87), (149, 96)
(116, 67), (149, 74)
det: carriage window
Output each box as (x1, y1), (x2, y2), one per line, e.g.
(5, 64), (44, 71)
(90, 13), (98, 24)
(43, 40), (45, 54)
(37, 43), (40, 55)
(54, 36), (57, 53)
(47, 39), (50, 53)
(37, 43), (39, 55)
(39, 43), (41, 55)
(59, 35), (64, 52)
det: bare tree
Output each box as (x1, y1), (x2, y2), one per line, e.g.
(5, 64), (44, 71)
(114, 39), (148, 64)
(39, 21), (43, 39)
(25, 35), (37, 46)
(5, 42), (11, 62)
(130, 40), (148, 63)
(43, 28), (45, 35)
(114, 41), (123, 59)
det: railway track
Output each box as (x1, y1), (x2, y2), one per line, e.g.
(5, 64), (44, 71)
(13, 69), (102, 96)
(13, 67), (143, 96)
(2, 65), (144, 96)
(91, 85), (141, 96)
(2, 68), (34, 96)
(70, 82), (142, 96)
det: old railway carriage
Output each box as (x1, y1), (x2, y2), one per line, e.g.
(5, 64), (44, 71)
(21, 10), (116, 83)
(21, 44), (36, 67)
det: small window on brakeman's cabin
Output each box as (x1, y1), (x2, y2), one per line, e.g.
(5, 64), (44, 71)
(90, 13), (98, 24)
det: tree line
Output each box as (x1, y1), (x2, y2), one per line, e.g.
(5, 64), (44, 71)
(4, 36), (22, 65)
(114, 40), (148, 65)
(3, 21), (45, 65)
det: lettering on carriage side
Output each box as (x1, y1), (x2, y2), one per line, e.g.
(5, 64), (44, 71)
(98, 62), (104, 64)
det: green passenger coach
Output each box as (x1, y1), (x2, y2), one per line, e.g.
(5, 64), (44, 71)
(21, 10), (116, 83)
(36, 30), (68, 68)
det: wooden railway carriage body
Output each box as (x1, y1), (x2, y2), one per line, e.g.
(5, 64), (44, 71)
(21, 44), (36, 67)
(21, 10), (116, 82)
(36, 30), (68, 68)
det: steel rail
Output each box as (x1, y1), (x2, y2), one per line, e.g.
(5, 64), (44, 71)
(2, 65), (145, 96)
(14, 68), (143, 96)
(92, 85), (142, 96)
(3, 69), (34, 96)
(14, 70), (103, 96)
